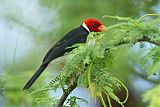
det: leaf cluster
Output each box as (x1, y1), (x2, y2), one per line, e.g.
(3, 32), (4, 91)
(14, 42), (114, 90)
(30, 14), (160, 107)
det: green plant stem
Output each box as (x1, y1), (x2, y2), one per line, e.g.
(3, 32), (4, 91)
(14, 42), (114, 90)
(100, 93), (106, 107)
(112, 77), (129, 104)
(107, 95), (112, 107)
(136, 14), (160, 23)
(87, 62), (94, 97)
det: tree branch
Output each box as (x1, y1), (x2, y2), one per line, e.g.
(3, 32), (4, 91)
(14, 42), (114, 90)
(115, 35), (160, 47)
(137, 35), (160, 45)
(56, 83), (77, 107)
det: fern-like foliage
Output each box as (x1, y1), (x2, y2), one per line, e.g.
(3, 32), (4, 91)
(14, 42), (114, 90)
(29, 14), (160, 107)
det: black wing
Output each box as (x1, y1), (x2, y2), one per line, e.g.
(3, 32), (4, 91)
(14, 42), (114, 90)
(42, 26), (89, 65)
(23, 26), (89, 90)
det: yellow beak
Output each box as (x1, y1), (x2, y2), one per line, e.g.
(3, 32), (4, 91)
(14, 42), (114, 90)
(98, 25), (106, 31)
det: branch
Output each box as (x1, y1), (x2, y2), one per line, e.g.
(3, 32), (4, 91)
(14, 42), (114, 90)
(56, 83), (77, 107)
(137, 35), (160, 45)
(115, 35), (160, 47)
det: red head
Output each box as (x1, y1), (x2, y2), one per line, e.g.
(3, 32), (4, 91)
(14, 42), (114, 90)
(82, 18), (106, 32)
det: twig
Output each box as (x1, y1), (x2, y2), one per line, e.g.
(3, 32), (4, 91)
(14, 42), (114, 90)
(105, 35), (160, 51)
(56, 83), (77, 107)
(115, 35), (160, 47)
(137, 35), (160, 46)
(136, 14), (160, 23)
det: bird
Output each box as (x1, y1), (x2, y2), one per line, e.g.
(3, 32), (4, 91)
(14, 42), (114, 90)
(23, 18), (106, 90)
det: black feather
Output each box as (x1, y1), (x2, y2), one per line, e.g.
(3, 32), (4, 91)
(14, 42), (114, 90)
(23, 64), (48, 90)
(23, 26), (89, 90)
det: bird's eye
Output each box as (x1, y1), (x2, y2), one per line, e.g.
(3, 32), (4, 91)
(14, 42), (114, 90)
(93, 22), (98, 28)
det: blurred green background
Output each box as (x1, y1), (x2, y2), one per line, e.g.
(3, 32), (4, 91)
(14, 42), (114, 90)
(0, 0), (160, 107)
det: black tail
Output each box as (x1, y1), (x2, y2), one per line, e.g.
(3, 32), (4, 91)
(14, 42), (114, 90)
(23, 64), (48, 90)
